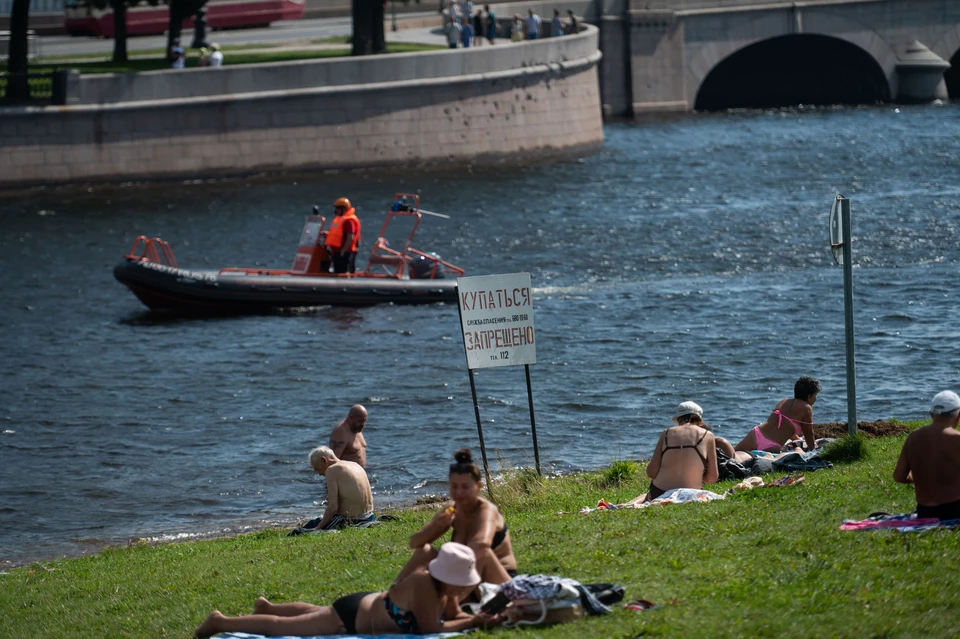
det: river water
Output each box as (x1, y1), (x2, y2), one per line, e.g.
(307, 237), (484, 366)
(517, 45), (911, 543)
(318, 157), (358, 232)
(2, 104), (959, 567)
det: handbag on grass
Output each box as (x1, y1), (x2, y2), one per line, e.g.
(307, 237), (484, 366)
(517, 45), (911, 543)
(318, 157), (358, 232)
(494, 574), (613, 627)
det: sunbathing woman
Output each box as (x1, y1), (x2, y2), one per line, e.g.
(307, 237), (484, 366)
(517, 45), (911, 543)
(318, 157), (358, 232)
(735, 376), (820, 453)
(399, 448), (516, 586)
(627, 401), (720, 505)
(194, 542), (502, 637)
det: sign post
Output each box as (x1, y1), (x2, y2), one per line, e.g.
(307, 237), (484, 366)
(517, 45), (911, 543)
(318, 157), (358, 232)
(829, 194), (858, 436)
(456, 273), (540, 494)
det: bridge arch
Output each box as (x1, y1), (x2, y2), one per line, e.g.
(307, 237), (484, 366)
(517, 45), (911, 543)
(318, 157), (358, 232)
(686, 10), (896, 111)
(930, 24), (960, 98)
(694, 34), (891, 110)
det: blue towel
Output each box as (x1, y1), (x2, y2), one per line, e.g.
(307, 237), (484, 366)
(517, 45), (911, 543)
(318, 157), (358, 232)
(214, 633), (462, 639)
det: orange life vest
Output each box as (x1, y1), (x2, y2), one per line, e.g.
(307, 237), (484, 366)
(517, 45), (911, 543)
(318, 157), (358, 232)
(325, 208), (361, 252)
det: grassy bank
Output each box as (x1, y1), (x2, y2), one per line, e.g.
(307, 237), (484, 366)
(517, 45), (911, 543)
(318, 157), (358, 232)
(3, 420), (959, 639)
(1, 43), (444, 75)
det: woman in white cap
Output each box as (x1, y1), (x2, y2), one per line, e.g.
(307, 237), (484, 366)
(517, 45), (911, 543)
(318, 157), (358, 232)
(634, 401), (720, 503)
(194, 542), (502, 637)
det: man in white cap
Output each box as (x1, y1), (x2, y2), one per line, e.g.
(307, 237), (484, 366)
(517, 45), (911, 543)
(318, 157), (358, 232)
(893, 390), (960, 521)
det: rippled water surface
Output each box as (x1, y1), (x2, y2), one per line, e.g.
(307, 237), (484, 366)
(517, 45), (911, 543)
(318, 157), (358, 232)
(2, 104), (960, 566)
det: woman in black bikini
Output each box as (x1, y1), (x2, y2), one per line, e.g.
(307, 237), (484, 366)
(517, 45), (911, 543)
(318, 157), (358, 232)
(194, 542), (502, 637)
(400, 448), (517, 585)
(628, 401), (720, 505)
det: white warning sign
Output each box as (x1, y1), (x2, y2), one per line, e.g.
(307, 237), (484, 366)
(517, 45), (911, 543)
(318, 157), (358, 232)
(457, 273), (536, 370)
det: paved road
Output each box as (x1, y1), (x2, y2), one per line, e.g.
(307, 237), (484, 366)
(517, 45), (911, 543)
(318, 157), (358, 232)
(37, 14), (446, 58)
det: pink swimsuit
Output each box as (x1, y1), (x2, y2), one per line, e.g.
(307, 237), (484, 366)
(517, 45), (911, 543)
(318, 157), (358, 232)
(753, 409), (810, 451)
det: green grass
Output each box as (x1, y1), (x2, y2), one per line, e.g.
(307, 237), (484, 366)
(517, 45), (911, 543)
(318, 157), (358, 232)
(2, 43), (444, 74)
(598, 459), (638, 487)
(3, 419), (959, 639)
(821, 433), (870, 464)
(37, 42), (284, 62)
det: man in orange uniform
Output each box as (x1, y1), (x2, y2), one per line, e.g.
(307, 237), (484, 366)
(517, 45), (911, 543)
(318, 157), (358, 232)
(325, 197), (361, 274)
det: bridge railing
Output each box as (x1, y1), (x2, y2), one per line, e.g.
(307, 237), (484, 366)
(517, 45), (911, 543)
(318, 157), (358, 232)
(634, 0), (798, 10)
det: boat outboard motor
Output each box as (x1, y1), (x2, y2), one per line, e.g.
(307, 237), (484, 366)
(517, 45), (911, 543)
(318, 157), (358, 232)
(391, 197), (414, 212)
(409, 253), (446, 279)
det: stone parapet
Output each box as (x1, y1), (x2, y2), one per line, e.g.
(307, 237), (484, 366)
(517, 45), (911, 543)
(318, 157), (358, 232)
(71, 23), (601, 105)
(0, 26), (603, 187)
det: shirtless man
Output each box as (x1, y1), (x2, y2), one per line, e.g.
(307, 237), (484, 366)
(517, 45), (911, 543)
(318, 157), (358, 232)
(307, 446), (375, 529)
(329, 404), (368, 468)
(893, 390), (960, 521)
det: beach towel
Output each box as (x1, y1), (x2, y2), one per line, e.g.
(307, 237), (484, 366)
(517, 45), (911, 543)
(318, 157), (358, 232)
(212, 633), (462, 639)
(840, 513), (960, 532)
(578, 488), (726, 513)
(579, 473), (806, 514)
(288, 512), (379, 536)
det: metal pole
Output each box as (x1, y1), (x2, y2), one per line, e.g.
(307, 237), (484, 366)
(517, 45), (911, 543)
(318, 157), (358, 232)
(456, 282), (493, 498)
(524, 364), (541, 475)
(468, 368), (494, 499)
(840, 197), (858, 436)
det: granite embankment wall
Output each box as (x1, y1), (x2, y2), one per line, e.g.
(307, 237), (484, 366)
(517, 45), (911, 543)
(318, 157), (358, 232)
(0, 26), (603, 187)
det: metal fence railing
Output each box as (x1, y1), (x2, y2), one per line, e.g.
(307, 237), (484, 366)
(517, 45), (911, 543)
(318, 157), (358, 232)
(634, 0), (801, 9)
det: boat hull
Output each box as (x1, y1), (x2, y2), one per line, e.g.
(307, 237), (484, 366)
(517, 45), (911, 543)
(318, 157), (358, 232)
(114, 259), (458, 312)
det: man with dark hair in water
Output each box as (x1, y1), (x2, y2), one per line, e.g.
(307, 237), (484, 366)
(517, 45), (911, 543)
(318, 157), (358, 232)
(894, 390), (960, 521)
(329, 404), (368, 468)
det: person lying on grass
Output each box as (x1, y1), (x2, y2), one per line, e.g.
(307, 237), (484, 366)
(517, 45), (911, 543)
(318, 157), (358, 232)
(400, 448), (517, 586)
(625, 401), (721, 505)
(893, 390), (960, 521)
(735, 376), (820, 453)
(194, 542), (503, 637)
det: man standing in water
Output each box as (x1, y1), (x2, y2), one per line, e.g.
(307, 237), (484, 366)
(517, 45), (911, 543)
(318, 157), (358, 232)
(894, 390), (960, 521)
(296, 446), (374, 531)
(329, 404), (368, 468)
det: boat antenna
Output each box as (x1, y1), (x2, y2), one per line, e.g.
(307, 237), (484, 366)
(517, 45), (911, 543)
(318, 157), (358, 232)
(418, 208), (450, 219)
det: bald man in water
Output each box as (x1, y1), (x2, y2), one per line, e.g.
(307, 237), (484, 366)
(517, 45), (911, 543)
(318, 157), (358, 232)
(894, 390), (960, 521)
(329, 404), (368, 468)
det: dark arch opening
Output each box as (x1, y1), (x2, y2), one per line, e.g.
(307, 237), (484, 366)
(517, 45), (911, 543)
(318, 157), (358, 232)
(945, 49), (960, 99)
(695, 34), (890, 111)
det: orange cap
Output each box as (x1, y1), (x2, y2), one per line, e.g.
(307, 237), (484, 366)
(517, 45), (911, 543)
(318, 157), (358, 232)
(334, 197), (351, 209)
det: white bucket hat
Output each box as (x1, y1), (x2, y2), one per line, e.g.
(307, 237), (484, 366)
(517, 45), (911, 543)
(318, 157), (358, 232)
(672, 401), (704, 423)
(428, 542), (481, 587)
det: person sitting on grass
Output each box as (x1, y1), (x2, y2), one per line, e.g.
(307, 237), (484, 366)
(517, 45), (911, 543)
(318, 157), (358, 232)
(626, 401), (720, 505)
(194, 542), (504, 637)
(893, 390), (960, 521)
(735, 376), (820, 453)
(291, 446), (374, 532)
(399, 448), (516, 585)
